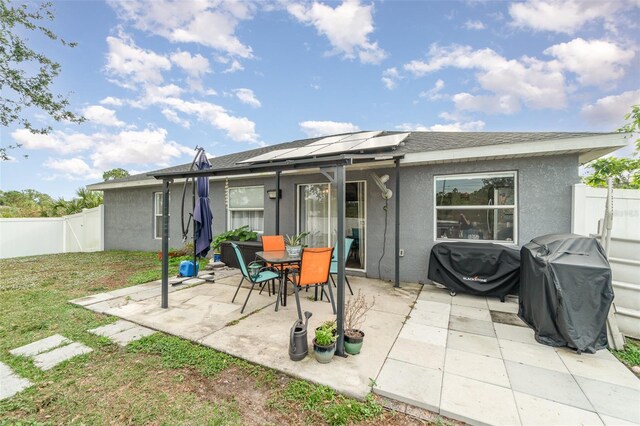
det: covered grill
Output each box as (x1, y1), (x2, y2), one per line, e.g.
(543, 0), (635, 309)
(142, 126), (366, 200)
(427, 242), (520, 301)
(519, 234), (614, 353)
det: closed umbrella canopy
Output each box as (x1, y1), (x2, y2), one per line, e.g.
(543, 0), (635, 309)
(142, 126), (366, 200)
(193, 151), (213, 258)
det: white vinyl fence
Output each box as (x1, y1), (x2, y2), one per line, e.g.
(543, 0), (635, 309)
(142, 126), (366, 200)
(0, 205), (104, 259)
(572, 184), (640, 239)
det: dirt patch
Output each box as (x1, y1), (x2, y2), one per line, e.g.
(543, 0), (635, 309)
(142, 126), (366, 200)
(490, 311), (526, 327)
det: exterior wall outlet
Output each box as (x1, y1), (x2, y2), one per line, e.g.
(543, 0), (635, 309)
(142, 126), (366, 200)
(399, 249), (405, 257)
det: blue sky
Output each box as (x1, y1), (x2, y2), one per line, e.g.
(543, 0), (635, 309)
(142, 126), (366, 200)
(2, 0), (639, 198)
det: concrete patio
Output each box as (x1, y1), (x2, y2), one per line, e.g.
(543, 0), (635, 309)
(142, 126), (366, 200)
(71, 271), (640, 425)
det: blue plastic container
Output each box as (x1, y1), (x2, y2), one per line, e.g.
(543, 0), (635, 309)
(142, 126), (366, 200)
(179, 260), (199, 277)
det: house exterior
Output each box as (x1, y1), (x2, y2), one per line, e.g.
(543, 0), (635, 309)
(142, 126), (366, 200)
(87, 131), (627, 283)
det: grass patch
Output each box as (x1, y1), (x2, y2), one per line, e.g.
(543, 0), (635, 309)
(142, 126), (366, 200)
(127, 257), (208, 285)
(612, 338), (640, 372)
(273, 380), (383, 426)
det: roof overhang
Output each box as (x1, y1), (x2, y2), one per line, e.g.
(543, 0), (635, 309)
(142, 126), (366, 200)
(401, 133), (629, 166)
(149, 152), (404, 181)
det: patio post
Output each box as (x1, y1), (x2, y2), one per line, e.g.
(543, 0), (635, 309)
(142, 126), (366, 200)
(161, 178), (171, 308)
(394, 158), (401, 288)
(275, 171), (281, 235)
(335, 164), (346, 356)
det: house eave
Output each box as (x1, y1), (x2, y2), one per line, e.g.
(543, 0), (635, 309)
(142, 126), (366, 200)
(401, 133), (629, 166)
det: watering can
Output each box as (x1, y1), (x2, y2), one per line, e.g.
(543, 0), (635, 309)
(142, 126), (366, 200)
(289, 311), (312, 361)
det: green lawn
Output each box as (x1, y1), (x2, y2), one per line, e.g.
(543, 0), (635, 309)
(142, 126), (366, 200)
(0, 251), (429, 425)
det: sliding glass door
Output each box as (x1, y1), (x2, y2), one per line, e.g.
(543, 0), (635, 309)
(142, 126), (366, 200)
(298, 181), (366, 270)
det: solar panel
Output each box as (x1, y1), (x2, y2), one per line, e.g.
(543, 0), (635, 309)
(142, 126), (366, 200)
(338, 131), (383, 142)
(310, 140), (367, 156)
(272, 145), (325, 160)
(237, 148), (298, 164)
(350, 133), (409, 151)
(307, 134), (350, 146)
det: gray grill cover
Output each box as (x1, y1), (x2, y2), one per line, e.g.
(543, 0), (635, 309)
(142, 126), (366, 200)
(519, 234), (613, 353)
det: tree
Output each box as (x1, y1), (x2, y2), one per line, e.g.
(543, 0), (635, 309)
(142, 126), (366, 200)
(583, 105), (640, 190)
(103, 168), (130, 181)
(0, 1), (84, 161)
(0, 188), (53, 217)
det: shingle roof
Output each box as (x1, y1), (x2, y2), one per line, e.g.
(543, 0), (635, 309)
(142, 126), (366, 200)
(91, 131), (617, 186)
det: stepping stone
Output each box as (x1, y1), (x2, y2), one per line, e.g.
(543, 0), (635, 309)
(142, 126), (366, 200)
(109, 325), (156, 346)
(0, 361), (32, 400)
(10, 334), (71, 357)
(88, 320), (137, 338)
(182, 278), (205, 285)
(33, 342), (93, 371)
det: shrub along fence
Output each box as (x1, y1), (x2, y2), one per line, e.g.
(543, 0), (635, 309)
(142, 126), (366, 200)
(0, 205), (103, 259)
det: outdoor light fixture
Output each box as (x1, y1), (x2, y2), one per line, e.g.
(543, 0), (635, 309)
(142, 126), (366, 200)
(267, 189), (281, 199)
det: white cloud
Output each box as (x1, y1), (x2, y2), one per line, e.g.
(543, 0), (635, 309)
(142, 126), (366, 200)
(404, 44), (566, 112)
(161, 108), (191, 128)
(90, 128), (192, 169)
(11, 129), (94, 153)
(395, 120), (485, 132)
(288, 0), (386, 64)
(82, 105), (125, 127)
(170, 51), (210, 77)
(299, 120), (360, 137)
(381, 67), (401, 90)
(233, 88), (261, 108)
(508, 0), (625, 34)
(43, 157), (102, 180)
(452, 93), (522, 114)
(581, 89), (640, 127)
(419, 79), (445, 101)
(109, 0), (254, 58)
(544, 38), (635, 86)
(105, 32), (172, 88)
(222, 59), (244, 73)
(99, 96), (124, 106)
(464, 20), (485, 30)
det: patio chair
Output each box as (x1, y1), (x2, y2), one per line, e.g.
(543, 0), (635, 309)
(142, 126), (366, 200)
(329, 237), (355, 296)
(230, 243), (280, 314)
(283, 247), (336, 320)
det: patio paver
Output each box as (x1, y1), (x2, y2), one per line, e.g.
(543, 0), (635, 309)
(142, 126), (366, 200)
(9, 334), (71, 357)
(33, 342), (93, 371)
(374, 358), (442, 412)
(444, 348), (510, 388)
(440, 372), (520, 426)
(449, 315), (495, 337)
(447, 330), (502, 358)
(575, 376), (640, 424)
(505, 360), (593, 411)
(499, 339), (568, 373)
(88, 320), (156, 346)
(513, 391), (603, 426)
(0, 361), (32, 400)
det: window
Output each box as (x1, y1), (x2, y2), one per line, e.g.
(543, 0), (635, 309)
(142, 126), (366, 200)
(154, 192), (169, 239)
(228, 186), (264, 232)
(434, 172), (517, 243)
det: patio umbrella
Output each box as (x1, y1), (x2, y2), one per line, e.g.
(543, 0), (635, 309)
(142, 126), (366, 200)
(193, 151), (213, 258)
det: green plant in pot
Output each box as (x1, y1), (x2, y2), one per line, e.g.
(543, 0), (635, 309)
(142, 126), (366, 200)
(344, 289), (375, 355)
(313, 319), (337, 363)
(284, 232), (309, 257)
(212, 225), (257, 252)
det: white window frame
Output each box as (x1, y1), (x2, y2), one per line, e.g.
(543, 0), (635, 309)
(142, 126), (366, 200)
(154, 192), (169, 240)
(296, 180), (367, 272)
(227, 185), (265, 233)
(433, 171), (518, 244)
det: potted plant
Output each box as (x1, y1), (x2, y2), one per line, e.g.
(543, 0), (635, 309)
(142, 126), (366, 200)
(212, 226), (258, 267)
(343, 290), (375, 355)
(284, 232), (309, 256)
(313, 320), (337, 363)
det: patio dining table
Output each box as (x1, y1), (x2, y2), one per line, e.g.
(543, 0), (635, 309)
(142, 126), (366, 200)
(255, 250), (300, 308)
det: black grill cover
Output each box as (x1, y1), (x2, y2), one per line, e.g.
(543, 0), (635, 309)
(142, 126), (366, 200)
(519, 234), (613, 353)
(428, 242), (520, 300)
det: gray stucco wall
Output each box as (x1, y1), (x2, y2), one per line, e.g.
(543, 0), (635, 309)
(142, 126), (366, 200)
(103, 154), (579, 283)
